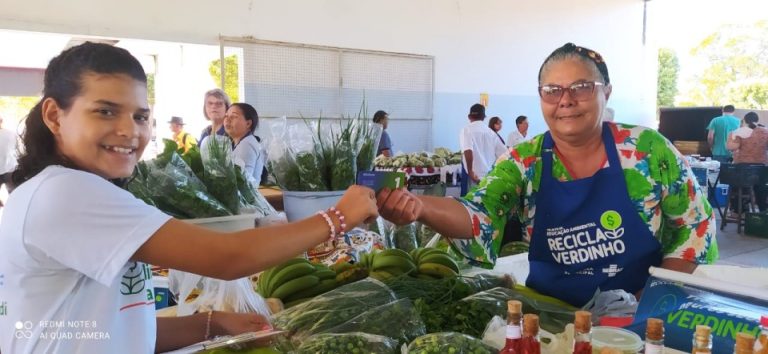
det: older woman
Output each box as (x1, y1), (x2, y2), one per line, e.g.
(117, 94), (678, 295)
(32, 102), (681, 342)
(377, 43), (718, 307)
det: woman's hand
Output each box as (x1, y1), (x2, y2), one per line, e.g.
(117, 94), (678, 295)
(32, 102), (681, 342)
(212, 311), (272, 337)
(335, 185), (379, 227)
(376, 188), (423, 225)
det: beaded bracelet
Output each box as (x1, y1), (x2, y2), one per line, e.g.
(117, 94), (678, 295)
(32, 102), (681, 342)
(317, 210), (336, 241)
(204, 310), (213, 340)
(329, 206), (347, 236)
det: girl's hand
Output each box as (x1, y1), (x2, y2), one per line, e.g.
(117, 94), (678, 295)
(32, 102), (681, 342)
(335, 185), (379, 226)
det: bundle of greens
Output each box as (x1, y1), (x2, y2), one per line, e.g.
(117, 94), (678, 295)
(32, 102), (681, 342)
(266, 101), (379, 192)
(202, 136), (241, 214)
(325, 299), (426, 346)
(296, 332), (399, 354)
(126, 160), (157, 208)
(271, 279), (396, 341)
(145, 152), (231, 218)
(407, 332), (497, 354)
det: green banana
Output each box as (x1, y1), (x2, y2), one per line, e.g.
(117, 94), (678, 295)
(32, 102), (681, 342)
(372, 254), (416, 272)
(283, 297), (312, 309)
(419, 253), (460, 273)
(283, 278), (337, 302)
(330, 262), (354, 273)
(378, 248), (412, 260)
(418, 263), (458, 279)
(314, 269), (337, 280)
(271, 275), (320, 300)
(414, 247), (445, 263)
(375, 266), (407, 276)
(267, 262), (315, 296)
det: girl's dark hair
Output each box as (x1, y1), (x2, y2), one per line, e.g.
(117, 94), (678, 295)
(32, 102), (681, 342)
(231, 102), (259, 135)
(745, 111), (760, 129)
(538, 43), (610, 85)
(488, 116), (502, 131)
(373, 110), (388, 124)
(515, 115), (528, 126)
(12, 42), (147, 187)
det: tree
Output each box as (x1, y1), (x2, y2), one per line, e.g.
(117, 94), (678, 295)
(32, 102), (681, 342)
(685, 21), (768, 108)
(209, 55), (239, 102)
(657, 48), (680, 107)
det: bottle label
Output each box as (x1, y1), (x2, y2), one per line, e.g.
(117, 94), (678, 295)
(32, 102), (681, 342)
(645, 343), (663, 354)
(506, 325), (521, 339)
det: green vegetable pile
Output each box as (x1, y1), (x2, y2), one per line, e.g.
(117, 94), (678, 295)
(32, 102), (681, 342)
(375, 147), (462, 169)
(126, 139), (273, 218)
(296, 332), (398, 354)
(407, 332), (497, 354)
(325, 299), (426, 346)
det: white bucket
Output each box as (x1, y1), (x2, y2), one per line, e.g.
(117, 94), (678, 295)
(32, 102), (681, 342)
(282, 190), (345, 222)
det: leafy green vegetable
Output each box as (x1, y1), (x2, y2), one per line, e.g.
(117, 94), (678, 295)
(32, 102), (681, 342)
(297, 333), (398, 354)
(202, 136), (241, 214)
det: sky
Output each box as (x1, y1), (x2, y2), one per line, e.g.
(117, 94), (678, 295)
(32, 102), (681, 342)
(649, 0), (768, 97)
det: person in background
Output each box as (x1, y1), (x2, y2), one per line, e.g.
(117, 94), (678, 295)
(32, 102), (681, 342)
(169, 116), (197, 153)
(460, 103), (507, 189)
(506, 115), (529, 147)
(0, 114), (18, 205)
(707, 104), (740, 163)
(224, 103), (267, 187)
(377, 43), (716, 308)
(373, 110), (393, 157)
(199, 88), (230, 143)
(488, 116), (505, 145)
(0, 42), (378, 353)
(727, 111), (768, 211)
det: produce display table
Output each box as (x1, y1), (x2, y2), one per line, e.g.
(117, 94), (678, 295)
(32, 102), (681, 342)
(259, 187), (284, 211)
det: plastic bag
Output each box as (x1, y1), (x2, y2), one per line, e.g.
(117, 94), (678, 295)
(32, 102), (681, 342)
(506, 285), (578, 335)
(582, 289), (638, 318)
(271, 278), (396, 340)
(296, 332), (399, 354)
(393, 222), (418, 252)
(354, 120), (383, 172)
(126, 161), (157, 208)
(202, 135), (241, 214)
(145, 152), (232, 218)
(325, 299), (426, 346)
(407, 332), (497, 354)
(368, 216), (395, 248)
(481, 315), (507, 350)
(441, 287), (519, 337)
(173, 271), (272, 324)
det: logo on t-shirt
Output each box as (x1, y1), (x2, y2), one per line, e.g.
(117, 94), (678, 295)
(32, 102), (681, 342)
(120, 262), (151, 296)
(0, 301), (7, 316)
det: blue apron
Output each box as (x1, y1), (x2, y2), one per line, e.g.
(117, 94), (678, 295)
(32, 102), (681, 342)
(526, 122), (662, 307)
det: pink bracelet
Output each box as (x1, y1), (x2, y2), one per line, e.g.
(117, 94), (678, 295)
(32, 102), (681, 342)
(329, 206), (347, 236)
(317, 210), (336, 241)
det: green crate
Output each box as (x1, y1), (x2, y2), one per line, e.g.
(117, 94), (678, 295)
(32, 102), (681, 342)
(744, 213), (768, 238)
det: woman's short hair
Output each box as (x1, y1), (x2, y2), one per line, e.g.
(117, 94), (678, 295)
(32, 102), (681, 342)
(203, 88), (231, 120)
(488, 116), (502, 131)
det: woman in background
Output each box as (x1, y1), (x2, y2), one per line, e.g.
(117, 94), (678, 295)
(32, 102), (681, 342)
(224, 102), (267, 187)
(727, 111), (768, 211)
(488, 116), (505, 145)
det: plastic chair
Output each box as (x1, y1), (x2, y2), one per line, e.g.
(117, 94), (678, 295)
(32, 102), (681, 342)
(719, 164), (765, 233)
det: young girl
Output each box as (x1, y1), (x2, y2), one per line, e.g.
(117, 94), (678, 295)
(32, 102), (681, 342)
(223, 103), (267, 187)
(0, 42), (377, 353)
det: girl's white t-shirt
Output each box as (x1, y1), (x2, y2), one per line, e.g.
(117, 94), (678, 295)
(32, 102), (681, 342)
(0, 166), (172, 354)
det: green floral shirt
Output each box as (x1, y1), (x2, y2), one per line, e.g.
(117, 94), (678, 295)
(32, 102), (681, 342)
(451, 122), (719, 269)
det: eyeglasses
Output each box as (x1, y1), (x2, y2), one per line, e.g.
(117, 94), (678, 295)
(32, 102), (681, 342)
(538, 81), (605, 104)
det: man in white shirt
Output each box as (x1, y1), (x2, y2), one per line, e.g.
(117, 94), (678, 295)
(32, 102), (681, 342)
(460, 104), (508, 189)
(0, 114), (18, 206)
(506, 115), (529, 147)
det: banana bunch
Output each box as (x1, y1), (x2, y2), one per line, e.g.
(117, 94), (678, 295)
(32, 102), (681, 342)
(256, 258), (338, 306)
(363, 248), (418, 281)
(410, 247), (460, 279)
(331, 262), (369, 286)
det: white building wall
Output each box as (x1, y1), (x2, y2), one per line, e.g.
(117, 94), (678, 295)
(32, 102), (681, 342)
(0, 0), (655, 151)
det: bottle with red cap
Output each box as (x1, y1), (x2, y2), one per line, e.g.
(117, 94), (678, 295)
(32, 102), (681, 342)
(755, 315), (768, 354)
